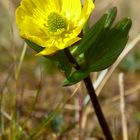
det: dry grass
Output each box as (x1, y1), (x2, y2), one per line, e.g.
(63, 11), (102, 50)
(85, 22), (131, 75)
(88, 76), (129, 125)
(0, 0), (140, 140)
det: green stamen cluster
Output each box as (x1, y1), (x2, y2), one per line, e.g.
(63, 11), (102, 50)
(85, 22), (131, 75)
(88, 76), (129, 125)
(47, 12), (67, 33)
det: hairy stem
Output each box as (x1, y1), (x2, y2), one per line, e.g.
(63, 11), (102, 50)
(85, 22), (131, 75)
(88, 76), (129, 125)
(64, 48), (113, 140)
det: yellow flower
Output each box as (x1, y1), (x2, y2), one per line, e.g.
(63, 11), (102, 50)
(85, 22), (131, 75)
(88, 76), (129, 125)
(16, 0), (94, 55)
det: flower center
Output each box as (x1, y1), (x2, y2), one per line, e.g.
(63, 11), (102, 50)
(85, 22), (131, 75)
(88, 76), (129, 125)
(47, 12), (67, 34)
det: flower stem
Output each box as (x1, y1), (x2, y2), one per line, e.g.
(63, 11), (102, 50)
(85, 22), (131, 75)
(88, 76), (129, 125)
(64, 48), (113, 140)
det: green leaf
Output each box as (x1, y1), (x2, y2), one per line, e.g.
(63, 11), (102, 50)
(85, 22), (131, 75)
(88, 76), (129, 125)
(26, 40), (72, 76)
(63, 70), (89, 86)
(26, 40), (44, 53)
(104, 7), (117, 28)
(85, 18), (132, 71)
(73, 7), (117, 56)
(82, 20), (90, 35)
(55, 51), (72, 77)
(63, 18), (132, 86)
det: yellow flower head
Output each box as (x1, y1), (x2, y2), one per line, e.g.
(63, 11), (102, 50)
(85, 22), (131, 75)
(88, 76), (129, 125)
(16, 0), (94, 55)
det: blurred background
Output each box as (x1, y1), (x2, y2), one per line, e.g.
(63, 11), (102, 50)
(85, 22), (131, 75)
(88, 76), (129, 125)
(0, 0), (140, 140)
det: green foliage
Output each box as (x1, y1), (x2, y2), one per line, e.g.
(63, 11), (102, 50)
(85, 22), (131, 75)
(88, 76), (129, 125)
(63, 70), (89, 86)
(73, 7), (117, 56)
(55, 52), (72, 77)
(26, 40), (44, 53)
(63, 8), (132, 86)
(26, 40), (72, 76)
(37, 57), (57, 74)
(85, 18), (131, 71)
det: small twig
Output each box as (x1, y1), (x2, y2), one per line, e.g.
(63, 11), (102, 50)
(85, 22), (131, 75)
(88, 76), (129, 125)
(81, 106), (92, 129)
(113, 118), (117, 140)
(65, 83), (81, 104)
(16, 43), (27, 80)
(109, 84), (140, 103)
(119, 73), (128, 140)
(79, 83), (140, 116)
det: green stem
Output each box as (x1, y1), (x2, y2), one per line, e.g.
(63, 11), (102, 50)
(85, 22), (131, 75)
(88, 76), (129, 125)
(64, 48), (113, 140)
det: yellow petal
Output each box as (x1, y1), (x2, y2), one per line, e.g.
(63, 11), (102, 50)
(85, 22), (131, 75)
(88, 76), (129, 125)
(65, 37), (81, 48)
(61, 0), (81, 21)
(20, 0), (60, 14)
(16, 0), (94, 56)
(16, 15), (50, 47)
(16, 6), (26, 27)
(81, 0), (94, 21)
(36, 46), (59, 56)
(16, 0), (61, 28)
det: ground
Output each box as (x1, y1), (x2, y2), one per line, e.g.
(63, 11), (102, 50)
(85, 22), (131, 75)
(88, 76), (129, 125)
(0, 0), (140, 140)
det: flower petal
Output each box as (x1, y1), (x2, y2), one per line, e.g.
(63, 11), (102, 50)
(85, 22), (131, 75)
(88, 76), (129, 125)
(16, 0), (94, 55)
(16, 13), (49, 45)
(81, 0), (94, 22)
(20, 0), (60, 14)
(16, 0), (61, 29)
(61, 0), (81, 21)
(55, 35), (81, 50)
(65, 37), (81, 48)
(36, 46), (59, 56)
